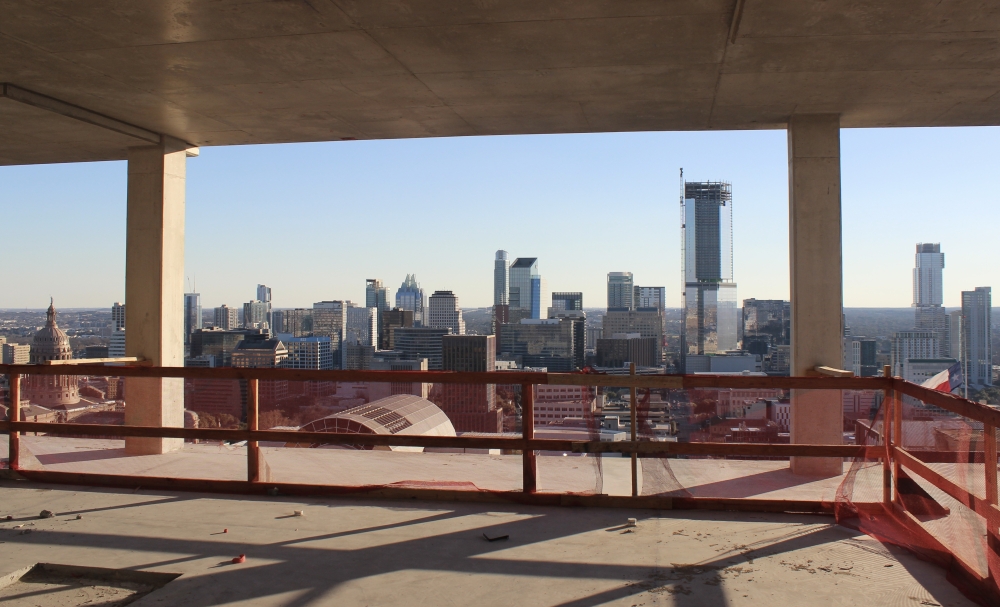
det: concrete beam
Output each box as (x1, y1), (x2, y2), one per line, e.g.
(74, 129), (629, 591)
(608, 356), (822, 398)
(1, 83), (160, 144)
(788, 114), (844, 477)
(123, 140), (188, 455)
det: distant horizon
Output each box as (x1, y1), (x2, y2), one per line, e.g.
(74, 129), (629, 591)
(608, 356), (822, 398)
(2, 306), (992, 313)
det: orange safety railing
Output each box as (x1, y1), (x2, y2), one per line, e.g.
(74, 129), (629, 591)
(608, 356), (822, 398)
(0, 364), (880, 505)
(1, 363), (883, 499)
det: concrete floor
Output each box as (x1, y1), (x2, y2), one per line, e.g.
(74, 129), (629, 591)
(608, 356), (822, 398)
(0, 480), (978, 607)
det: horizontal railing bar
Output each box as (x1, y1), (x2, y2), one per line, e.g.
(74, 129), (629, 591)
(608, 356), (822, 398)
(0, 420), (876, 458)
(892, 378), (1000, 428)
(0, 363), (890, 390)
(621, 442), (876, 457)
(0, 364), (547, 385)
(680, 375), (886, 390)
(0, 469), (837, 514)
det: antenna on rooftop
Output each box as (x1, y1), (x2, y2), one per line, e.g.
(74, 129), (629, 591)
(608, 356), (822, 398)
(679, 167), (684, 206)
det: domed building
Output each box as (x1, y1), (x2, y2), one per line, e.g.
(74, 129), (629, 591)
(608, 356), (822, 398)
(25, 299), (80, 407)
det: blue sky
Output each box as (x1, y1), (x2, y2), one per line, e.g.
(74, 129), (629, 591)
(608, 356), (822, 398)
(2, 127), (998, 310)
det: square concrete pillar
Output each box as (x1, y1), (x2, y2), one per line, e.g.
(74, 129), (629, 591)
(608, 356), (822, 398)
(124, 140), (190, 455)
(788, 114), (845, 476)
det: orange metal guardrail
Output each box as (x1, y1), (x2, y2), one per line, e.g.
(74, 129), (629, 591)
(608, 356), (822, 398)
(0, 364), (996, 515)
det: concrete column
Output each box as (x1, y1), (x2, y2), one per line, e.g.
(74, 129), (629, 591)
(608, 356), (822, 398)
(124, 140), (190, 454)
(788, 114), (844, 476)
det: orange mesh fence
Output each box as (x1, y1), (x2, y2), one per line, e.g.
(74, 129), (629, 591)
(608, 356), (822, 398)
(835, 385), (1000, 606)
(532, 382), (603, 495)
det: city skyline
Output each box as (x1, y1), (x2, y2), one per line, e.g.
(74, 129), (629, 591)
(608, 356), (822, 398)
(3, 128), (999, 309)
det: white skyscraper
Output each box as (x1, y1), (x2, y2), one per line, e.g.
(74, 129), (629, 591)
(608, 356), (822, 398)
(607, 272), (634, 310)
(428, 291), (465, 335)
(494, 250), (509, 306)
(913, 243), (948, 352)
(913, 243), (944, 307)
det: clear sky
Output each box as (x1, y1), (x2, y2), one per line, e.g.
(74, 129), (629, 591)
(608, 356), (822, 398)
(2, 127), (998, 310)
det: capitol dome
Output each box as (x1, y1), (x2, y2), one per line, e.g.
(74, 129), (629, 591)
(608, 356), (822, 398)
(25, 299), (79, 407)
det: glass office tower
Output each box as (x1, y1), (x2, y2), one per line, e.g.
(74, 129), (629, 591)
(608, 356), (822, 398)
(681, 180), (738, 368)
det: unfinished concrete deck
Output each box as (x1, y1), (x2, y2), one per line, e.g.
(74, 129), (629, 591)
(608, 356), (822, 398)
(0, 479), (977, 607)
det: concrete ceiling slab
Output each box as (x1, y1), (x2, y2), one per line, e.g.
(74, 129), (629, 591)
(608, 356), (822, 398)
(0, 97), (144, 164)
(1, 1), (999, 165)
(1, 0), (358, 51)
(334, 0), (733, 28)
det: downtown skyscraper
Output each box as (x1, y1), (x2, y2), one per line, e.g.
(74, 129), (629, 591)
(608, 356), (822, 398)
(509, 257), (546, 320)
(256, 284), (272, 329)
(606, 272), (634, 310)
(366, 279), (390, 312)
(494, 250), (509, 306)
(183, 292), (202, 347)
(396, 274), (426, 326)
(680, 179), (737, 369)
(961, 286), (992, 388)
(913, 243), (948, 352)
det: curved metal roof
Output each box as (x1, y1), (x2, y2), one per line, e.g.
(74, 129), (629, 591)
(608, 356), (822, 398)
(298, 394), (456, 440)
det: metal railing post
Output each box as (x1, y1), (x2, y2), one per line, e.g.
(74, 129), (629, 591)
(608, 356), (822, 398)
(247, 378), (260, 483)
(8, 373), (20, 470)
(630, 363), (638, 497)
(985, 424), (998, 507)
(893, 372), (903, 504)
(882, 365), (892, 505)
(522, 382), (536, 493)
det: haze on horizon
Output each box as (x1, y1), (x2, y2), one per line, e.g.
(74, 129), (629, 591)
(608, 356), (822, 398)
(2, 127), (998, 311)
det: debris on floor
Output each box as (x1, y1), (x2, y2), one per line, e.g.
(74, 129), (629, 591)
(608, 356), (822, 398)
(39, 510), (54, 518)
(293, 510), (304, 517)
(232, 554), (246, 564)
(483, 532), (509, 542)
(626, 518), (637, 527)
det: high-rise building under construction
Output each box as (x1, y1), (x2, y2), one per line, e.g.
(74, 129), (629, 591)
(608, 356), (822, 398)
(680, 178), (738, 370)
